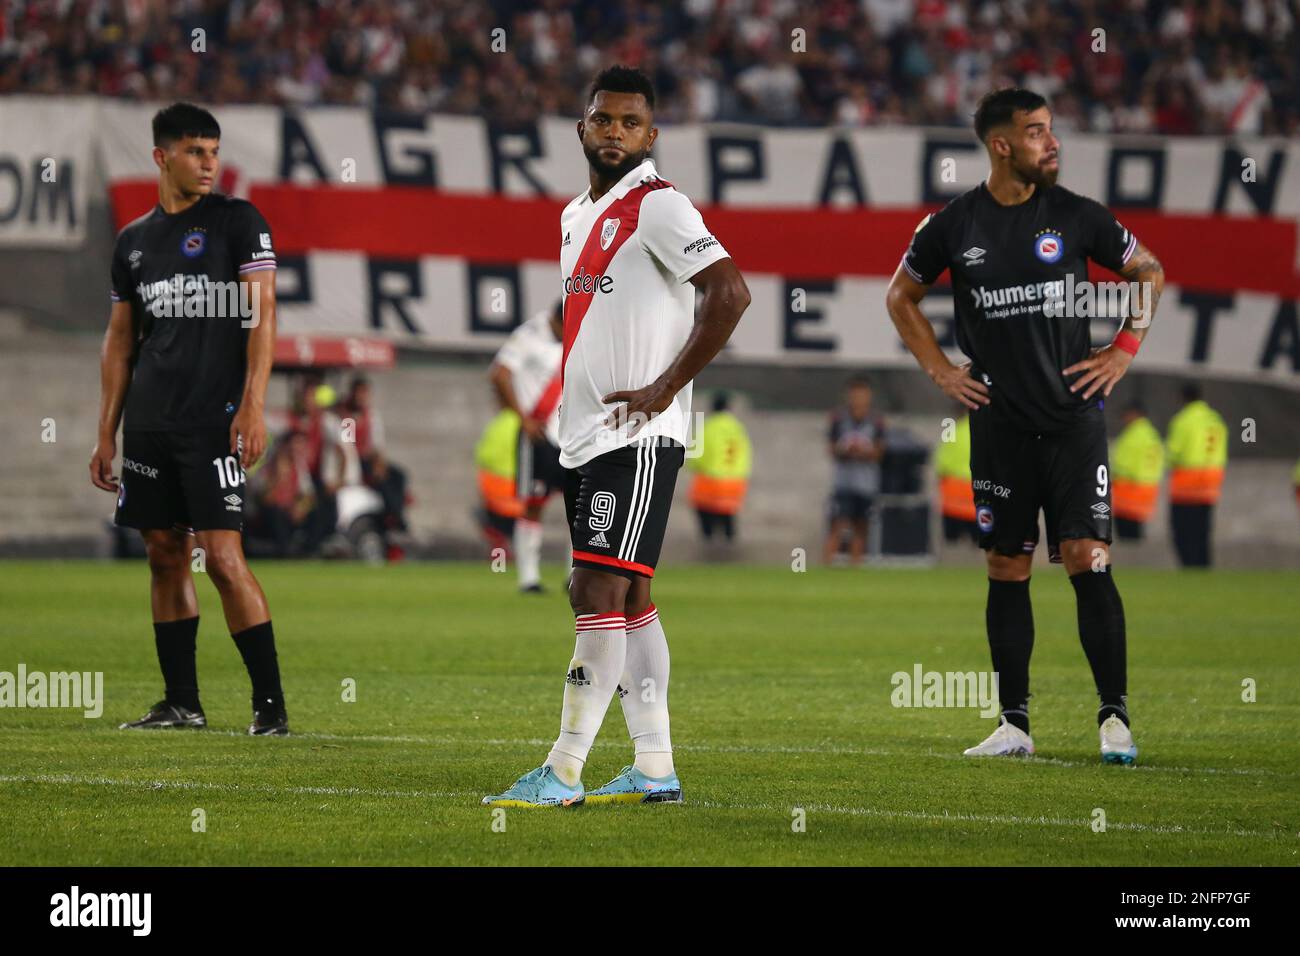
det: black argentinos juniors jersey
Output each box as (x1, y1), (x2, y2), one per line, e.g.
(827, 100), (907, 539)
(110, 193), (276, 431)
(902, 183), (1138, 433)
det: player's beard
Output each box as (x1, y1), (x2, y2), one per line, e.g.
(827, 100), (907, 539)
(583, 142), (647, 181)
(1010, 144), (1059, 188)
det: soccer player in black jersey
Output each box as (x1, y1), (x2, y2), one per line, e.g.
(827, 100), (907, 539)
(89, 103), (289, 735)
(885, 88), (1165, 764)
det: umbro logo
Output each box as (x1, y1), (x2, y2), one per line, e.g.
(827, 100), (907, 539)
(561, 232), (571, 247)
(1091, 502), (1111, 516)
(963, 246), (986, 265)
(128, 250), (142, 268)
(224, 493), (242, 512)
(587, 531), (610, 548)
(566, 666), (591, 687)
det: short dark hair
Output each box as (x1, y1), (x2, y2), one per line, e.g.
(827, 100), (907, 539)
(1124, 400), (1147, 416)
(152, 103), (220, 148)
(847, 374), (873, 391)
(588, 65), (655, 110)
(1181, 382), (1203, 403)
(973, 88), (1048, 142)
(712, 391), (730, 413)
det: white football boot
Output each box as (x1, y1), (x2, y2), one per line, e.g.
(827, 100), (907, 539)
(963, 717), (1035, 757)
(1099, 715), (1138, 765)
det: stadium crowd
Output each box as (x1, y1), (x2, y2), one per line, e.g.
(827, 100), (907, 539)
(2, 0), (1296, 134)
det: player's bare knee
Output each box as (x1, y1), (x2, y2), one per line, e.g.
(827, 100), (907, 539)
(144, 533), (189, 577)
(623, 578), (652, 618)
(1062, 539), (1108, 575)
(203, 548), (248, 591)
(986, 551), (1032, 582)
(569, 572), (628, 616)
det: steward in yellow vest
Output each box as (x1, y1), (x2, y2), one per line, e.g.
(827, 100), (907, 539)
(1165, 384), (1227, 567)
(687, 393), (752, 541)
(934, 412), (977, 543)
(1111, 402), (1164, 539)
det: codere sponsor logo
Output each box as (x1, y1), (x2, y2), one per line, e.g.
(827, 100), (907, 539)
(563, 267), (614, 296)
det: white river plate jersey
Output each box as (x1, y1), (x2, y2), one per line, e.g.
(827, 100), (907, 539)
(558, 158), (730, 469)
(493, 308), (564, 445)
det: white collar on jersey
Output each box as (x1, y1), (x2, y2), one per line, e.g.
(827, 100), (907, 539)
(578, 158), (658, 206)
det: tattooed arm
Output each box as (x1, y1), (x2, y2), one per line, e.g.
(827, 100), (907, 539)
(1064, 242), (1165, 400)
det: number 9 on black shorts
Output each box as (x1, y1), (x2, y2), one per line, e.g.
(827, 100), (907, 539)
(970, 407), (1112, 563)
(565, 437), (685, 579)
(115, 429), (246, 532)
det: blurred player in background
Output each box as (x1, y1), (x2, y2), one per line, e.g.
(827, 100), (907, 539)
(89, 103), (289, 735)
(886, 88), (1165, 764)
(483, 66), (750, 808)
(823, 375), (887, 565)
(488, 301), (565, 593)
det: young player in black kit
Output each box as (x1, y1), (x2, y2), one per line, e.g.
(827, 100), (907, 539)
(885, 89), (1165, 764)
(89, 103), (289, 735)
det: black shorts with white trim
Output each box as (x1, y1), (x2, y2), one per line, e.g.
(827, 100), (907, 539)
(564, 437), (684, 579)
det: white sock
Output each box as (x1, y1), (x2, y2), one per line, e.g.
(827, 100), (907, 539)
(622, 604), (674, 778)
(545, 612), (626, 786)
(514, 518), (542, 588)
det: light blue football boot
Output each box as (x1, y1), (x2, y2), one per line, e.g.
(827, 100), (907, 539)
(481, 765), (584, 808)
(586, 765), (683, 805)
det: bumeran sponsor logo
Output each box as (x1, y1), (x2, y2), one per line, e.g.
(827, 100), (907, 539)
(971, 274), (1155, 326)
(136, 274), (261, 327)
(0, 665), (103, 718)
(50, 886), (151, 936)
(891, 664), (1000, 718)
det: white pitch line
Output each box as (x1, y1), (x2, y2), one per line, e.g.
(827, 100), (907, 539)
(4, 726), (1293, 779)
(0, 773), (465, 801)
(249, 730), (1297, 779)
(0, 773), (1279, 839)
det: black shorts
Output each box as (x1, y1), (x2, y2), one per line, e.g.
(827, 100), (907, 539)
(115, 429), (245, 533)
(970, 407), (1111, 562)
(516, 433), (565, 507)
(565, 437), (684, 579)
(829, 490), (874, 522)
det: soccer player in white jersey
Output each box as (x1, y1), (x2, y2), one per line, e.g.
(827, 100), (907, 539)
(483, 66), (751, 807)
(489, 301), (565, 593)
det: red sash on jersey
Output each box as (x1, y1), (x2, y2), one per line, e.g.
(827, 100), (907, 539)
(530, 372), (562, 422)
(561, 177), (673, 384)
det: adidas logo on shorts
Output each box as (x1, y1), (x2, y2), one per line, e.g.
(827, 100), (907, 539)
(586, 531), (610, 548)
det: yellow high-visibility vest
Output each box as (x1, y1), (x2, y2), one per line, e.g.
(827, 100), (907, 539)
(1166, 400), (1228, 505)
(687, 412), (752, 479)
(934, 415), (971, 480)
(475, 408), (521, 479)
(1113, 416), (1164, 485)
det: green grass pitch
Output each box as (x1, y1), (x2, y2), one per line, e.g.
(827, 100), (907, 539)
(0, 560), (1296, 866)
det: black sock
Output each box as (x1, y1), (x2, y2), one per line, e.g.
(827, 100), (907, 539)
(231, 621), (284, 710)
(154, 617), (201, 711)
(1069, 565), (1129, 727)
(986, 578), (1034, 734)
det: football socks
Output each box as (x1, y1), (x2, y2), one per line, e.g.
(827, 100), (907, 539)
(1070, 566), (1130, 728)
(153, 615), (201, 711)
(545, 612), (627, 786)
(986, 577), (1034, 735)
(231, 620), (284, 710)
(622, 604), (675, 779)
